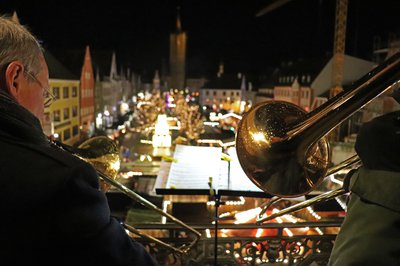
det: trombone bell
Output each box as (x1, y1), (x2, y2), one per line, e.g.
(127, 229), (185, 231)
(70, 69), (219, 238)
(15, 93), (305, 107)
(236, 52), (400, 199)
(235, 101), (330, 197)
(59, 136), (202, 255)
(78, 136), (120, 192)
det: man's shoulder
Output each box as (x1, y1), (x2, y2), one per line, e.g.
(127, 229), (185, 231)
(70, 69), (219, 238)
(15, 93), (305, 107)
(351, 168), (400, 212)
(0, 137), (89, 170)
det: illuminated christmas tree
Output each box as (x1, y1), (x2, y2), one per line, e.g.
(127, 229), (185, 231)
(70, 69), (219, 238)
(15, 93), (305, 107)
(173, 94), (205, 144)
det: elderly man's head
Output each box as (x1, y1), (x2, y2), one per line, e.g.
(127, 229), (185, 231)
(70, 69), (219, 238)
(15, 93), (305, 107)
(0, 16), (49, 120)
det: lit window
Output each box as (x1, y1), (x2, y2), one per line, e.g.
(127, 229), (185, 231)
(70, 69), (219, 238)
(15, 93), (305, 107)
(53, 87), (60, 99)
(53, 110), (60, 122)
(72, 86), (78, 97)
(63, 87), (69, 99)
(72, 106), (78, 117)
(63, 107), (70, 120)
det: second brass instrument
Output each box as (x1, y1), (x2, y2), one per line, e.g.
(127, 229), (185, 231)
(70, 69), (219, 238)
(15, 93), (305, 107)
(235, 52), (400, 220)
(53, 136), (201, 255)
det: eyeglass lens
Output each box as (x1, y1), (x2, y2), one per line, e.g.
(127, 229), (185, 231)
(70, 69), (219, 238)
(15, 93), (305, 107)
(25, 70), (56, 107)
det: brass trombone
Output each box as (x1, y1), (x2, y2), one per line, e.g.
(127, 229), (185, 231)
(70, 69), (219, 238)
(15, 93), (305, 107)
(235, 52), (400, 223)
(51, 136), (201, 255)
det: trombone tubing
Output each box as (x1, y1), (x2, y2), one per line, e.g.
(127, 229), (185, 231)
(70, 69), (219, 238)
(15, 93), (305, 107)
(123, 223), (187, 254)
(97, 171), (202, 253)
(256, 187), (347, 224)
(257, 154), (360, 224)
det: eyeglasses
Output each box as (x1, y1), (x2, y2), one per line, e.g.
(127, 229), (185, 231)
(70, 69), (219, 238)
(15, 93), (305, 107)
(24, 70), (56, 107)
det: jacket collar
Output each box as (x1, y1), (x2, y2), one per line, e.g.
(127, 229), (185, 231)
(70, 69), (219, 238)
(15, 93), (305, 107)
(0, 89), (48, 145)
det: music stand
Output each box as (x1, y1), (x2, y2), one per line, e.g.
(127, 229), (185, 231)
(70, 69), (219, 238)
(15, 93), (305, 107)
(154, 145), (270, 265)
(156, 182), (271, 266)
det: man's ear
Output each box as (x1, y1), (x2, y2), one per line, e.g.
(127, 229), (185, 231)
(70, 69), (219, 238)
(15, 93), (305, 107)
(4, 61), (24, 99)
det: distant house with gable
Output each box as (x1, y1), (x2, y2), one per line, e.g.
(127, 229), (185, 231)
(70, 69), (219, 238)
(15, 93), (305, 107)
(200, 63), (256, 113)
(257, 55), (377, 113)
(256, 54), (399, 140)
(80, 46), (96, 139)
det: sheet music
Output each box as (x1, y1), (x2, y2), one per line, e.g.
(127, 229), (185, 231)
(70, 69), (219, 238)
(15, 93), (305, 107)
(151, 160), (172, 195)
(165, 145), (222, 189)
(217, 160), (230, 190)
(226, 147), (263, 192)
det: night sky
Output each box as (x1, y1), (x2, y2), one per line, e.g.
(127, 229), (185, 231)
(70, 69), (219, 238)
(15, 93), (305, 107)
(1, 0), (400, 78)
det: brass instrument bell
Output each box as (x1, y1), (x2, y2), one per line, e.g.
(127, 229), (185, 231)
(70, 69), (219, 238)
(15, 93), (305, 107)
(236, 101), (330, 197)
(77, 136), (120, 192)
(236, 52), (400, 199)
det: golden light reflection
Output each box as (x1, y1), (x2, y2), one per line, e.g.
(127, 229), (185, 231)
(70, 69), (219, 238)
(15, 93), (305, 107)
(234, 207), (262, 224)
(251, 132), (270, 146)
(112, 160), (121, 172)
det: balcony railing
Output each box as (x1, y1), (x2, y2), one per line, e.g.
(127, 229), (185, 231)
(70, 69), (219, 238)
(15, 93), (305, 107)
(132, 220), (342, 266)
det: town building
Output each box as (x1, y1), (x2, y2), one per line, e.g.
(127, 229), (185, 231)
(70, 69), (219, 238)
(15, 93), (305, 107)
(79, 46), (95, 139)
(93, 51), (136, 130)
(43, 51), (80, 146)
(200, 67), (255, 114)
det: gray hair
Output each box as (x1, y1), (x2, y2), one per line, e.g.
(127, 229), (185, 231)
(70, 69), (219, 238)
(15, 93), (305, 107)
(0, 15), (43, 76)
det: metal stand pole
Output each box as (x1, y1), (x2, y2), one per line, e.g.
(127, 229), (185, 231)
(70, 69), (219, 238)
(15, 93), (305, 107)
(214, 194), (221, 266)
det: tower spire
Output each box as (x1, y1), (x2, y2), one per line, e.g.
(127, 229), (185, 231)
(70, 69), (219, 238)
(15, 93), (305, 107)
(169, 6), (187, 89)
(110, 51), (117, 80)
(176, 6), (182, 32)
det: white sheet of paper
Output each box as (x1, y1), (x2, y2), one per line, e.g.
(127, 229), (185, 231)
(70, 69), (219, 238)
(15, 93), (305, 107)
(227, 147), (263, 192)
(166, 145), (222, 189)
(218, 160), (229, 190)
(152, 160), (172, 195)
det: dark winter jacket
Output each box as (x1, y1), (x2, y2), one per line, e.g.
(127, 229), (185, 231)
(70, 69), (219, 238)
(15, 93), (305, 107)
(328, 111), (400, 266)
(0, 90), (157, 265)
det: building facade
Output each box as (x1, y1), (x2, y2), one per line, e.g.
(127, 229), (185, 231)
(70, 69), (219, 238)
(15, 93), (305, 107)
(274, 78), (313, 112)
(43, 51), (80, 146)
(200, 73), (252, 114)
(49, 79), (81, 145)
(80, 46), (95, 139)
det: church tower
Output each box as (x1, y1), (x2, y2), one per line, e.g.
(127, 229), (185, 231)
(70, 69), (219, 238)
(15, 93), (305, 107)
(169, 7), (187, 90)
